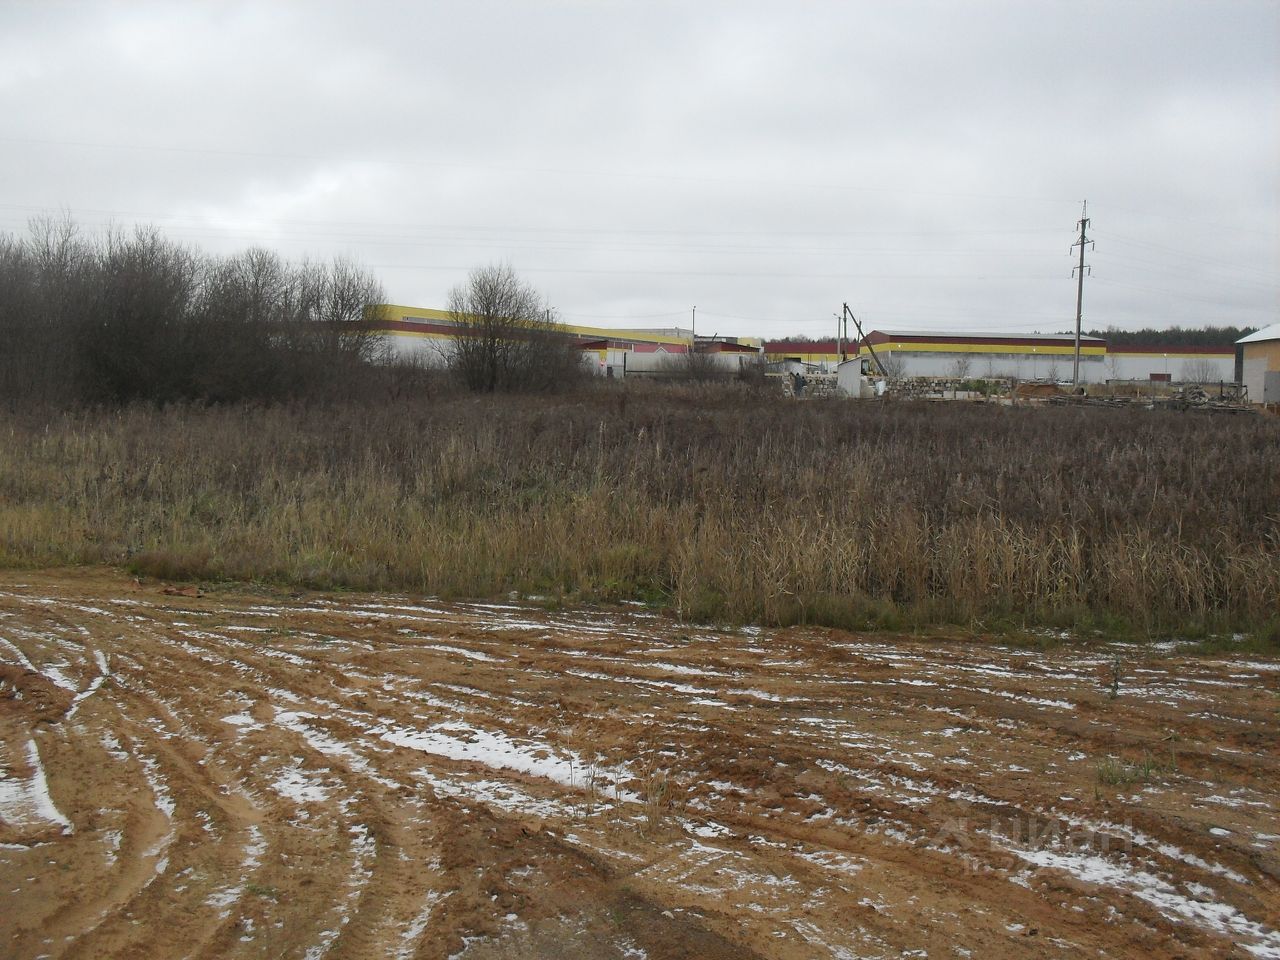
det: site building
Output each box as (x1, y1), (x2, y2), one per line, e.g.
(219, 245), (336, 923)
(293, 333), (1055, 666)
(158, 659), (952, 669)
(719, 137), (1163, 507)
(764, 331), (1236, 383)
(1104, 344), (1237, 384)
(374, 304), (762, 377)
(1237, 324), (1280, 404)
(375, 306), (1241, 385)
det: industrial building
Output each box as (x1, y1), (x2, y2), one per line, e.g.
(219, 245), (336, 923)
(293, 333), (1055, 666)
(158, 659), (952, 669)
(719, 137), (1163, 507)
(859, 331), (1107, 381)
(1237, 324), (1280, 404)
(764, 331), (1236, 384)
(374, 304), (762, 377)
(375, 305), (1241, 386)
(1105, 344), (1237, 384)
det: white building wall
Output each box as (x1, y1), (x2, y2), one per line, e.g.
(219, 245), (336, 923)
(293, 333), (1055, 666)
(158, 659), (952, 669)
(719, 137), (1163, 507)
(619, 349), (681, 375)
(1241, 358), (1267, 403)
(881, 351), (1108, 382)
(874, 349), (1233, 384)
(382, 333), (452, 365)
(1105, 353), (1234, 383)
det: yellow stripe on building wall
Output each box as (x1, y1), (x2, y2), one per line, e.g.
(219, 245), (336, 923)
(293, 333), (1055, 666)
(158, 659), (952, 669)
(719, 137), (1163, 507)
(381, 305), (698, 347)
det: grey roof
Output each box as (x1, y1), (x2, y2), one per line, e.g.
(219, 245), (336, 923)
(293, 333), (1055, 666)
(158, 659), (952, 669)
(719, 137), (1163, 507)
(871, 330), (1106, 343)
(1236, 324), (1280, 345)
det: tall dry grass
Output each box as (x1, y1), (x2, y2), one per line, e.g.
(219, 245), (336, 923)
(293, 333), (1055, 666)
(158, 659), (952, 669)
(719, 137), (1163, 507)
(1, 386), (1276, 637)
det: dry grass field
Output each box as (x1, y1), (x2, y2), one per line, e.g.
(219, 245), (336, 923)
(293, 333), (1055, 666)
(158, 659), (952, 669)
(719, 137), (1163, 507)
(1, 390), (1277, 639)
(2, 569), (1278, 959)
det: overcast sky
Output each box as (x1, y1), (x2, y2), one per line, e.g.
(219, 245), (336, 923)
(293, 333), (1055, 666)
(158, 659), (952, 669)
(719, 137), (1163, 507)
(2, 1), (1276, 339)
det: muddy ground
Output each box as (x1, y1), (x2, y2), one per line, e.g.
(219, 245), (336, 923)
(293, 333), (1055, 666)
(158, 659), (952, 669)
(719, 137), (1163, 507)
(1, 569), (1277, 959)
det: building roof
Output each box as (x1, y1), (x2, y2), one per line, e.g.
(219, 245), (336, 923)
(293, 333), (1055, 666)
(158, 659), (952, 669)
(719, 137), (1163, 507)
(764, 339), (842, 353)
(699, 340), (759, 353)
(1236, 324), (1280, 345)
(864, 330), (1106, 346)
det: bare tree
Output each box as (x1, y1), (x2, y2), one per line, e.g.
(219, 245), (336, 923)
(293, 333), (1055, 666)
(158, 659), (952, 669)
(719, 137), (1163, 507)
(191, 251), (386, 400)
(0, 216), (389, 405)
(192, 248), (290, 400)
(879, 352), (907, 379)
(1179, 358), (1217, 384)
(0, 232), (42, 399)
(1106, 351), (1123, 382)
(286, 256), (388, 395)
(660, 348), (725, 382)
(77, 224), (203, 403)
(950, 355), (972, 381)
(0, 215), (90, 401)
(446, 263), (584, 392)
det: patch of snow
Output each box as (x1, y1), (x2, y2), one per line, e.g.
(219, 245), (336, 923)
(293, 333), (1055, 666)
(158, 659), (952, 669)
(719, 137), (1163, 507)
(0, 739), (74, 835)
(420, 644), (504, 663)
(644, 661), (727, 678)
(396, 889), (444, 959)
(415, 768), (570, 818)
(221, 714), (263, 731)
(794, 849), (866, 875)
(994, 837), (1279, 955)
(689, 821), (733, 839)
(272, 766), (329, 804)
(136, 752), (176, 818)
(725, 688), (803, 703)
(67, 652), (111, 719)
(382, 721), (638, 801)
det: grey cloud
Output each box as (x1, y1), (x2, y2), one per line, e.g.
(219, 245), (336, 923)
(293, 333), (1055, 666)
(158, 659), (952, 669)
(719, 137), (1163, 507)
(0, 0), (1274, 337)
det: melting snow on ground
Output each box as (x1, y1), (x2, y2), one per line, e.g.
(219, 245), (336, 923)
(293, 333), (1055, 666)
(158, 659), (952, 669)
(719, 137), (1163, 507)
(0, 739), (74, 836)
(380, 721), (638, 802)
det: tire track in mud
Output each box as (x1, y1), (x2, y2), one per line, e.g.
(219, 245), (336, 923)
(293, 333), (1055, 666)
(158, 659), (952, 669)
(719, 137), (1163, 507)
(1, 570), (1278, 959)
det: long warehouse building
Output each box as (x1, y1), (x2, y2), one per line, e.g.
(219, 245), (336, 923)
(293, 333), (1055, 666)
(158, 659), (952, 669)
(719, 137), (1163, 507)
(764, 331), (1236, 384)
(374, 304), (761, 377)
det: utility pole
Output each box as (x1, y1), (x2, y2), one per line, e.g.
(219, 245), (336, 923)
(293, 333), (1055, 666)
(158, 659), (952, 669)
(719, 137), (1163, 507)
(842, 303), (885, 375)
(1071, 200), (1093, 387)
(835, 313), (842, 364)
(691, 305), (696, 349)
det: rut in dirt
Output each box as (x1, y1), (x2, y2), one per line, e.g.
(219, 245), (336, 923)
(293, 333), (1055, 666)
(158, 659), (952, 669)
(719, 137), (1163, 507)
(1, 569), (1278, 959)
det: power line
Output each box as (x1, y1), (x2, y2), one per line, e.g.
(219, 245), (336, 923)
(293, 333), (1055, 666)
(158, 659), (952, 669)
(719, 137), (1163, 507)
(1100, 251), (1278, 291)
(1090, 276), (1270, 309)
(1105, 231), (1279, 282)
(558, 310), (688, 321)
(367, 263), (1068, 281)
(0, 136), (1078, 204)
(1095, 200), (1279, 239)
(0, 201), (1063, 237)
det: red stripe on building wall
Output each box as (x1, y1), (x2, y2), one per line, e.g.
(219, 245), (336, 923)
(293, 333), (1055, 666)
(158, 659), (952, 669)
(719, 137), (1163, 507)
(1109, 344), (1234, 356)
(861, 333), (1104, 349)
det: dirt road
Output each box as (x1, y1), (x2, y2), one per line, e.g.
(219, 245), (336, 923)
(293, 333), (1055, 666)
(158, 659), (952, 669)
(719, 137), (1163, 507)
(1, 569), (1277, 959)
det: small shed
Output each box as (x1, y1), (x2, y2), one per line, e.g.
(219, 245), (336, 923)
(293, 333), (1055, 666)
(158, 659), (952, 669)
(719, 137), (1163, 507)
(836, 357), (878, 398)
(1236, 324), (1280, 405)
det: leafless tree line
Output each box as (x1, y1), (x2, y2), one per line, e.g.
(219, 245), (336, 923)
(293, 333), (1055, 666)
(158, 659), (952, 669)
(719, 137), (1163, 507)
(0, 216), (386, 404)
(445, 263), (586, 392)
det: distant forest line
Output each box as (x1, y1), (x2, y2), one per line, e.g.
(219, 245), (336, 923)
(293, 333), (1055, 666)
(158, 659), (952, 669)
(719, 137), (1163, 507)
(1079, 326), (1254, 346)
